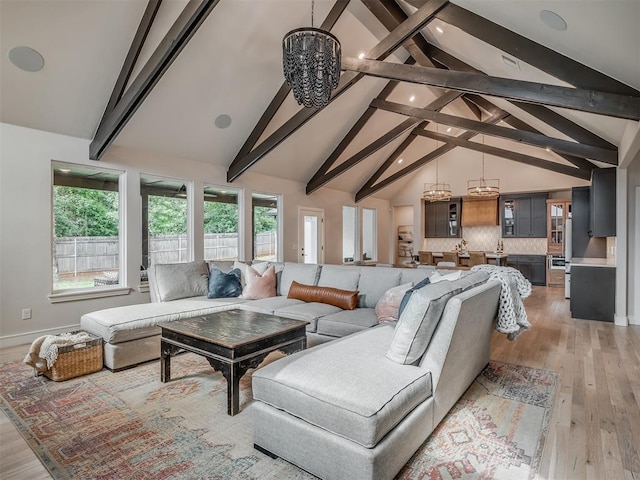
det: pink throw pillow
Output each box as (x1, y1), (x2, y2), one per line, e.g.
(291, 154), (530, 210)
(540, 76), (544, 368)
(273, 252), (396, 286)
(242, 265), (276, 300)
(375, 282), (413, 323)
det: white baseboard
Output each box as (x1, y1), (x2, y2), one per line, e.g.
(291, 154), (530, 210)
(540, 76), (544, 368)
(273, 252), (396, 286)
(0, 324), (81, 349)
(614, 314), (629, 326)
(629, 314), (640, 326)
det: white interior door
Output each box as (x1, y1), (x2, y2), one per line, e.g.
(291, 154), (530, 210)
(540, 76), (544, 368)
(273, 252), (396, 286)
(298, 207), (324, 264)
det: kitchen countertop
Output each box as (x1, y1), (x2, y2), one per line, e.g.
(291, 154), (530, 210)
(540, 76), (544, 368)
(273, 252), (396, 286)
(432, 252), (508, 258)
(571, 257), (616, 268)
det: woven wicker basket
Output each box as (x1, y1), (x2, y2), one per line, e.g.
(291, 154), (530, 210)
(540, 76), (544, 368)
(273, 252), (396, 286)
(43, 331), (103, 381)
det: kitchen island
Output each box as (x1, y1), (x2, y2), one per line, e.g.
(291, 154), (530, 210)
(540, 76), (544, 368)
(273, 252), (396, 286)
(570, 257), (616, 322)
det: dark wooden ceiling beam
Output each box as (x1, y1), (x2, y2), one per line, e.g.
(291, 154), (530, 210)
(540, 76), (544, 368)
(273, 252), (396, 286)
(341, 57), (640, 120)
(426, 44), (618, 150)
(306, 64), (410, 195)
(90, 0), (221, 160)
(103, 0), (162, 117)
(226, 0), (449, 182)
(306, 88), (462, 194)
(307, 0), (485, 194)
(416, 129), (592, 180)
(405, 0), (639, 97)
(232, 0), (350, 164)
(372, 98), (618, 164)
(355, 109), (509, 201)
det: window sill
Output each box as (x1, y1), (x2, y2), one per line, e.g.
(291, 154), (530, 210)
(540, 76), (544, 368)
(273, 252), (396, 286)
(48, 286), (132, 304)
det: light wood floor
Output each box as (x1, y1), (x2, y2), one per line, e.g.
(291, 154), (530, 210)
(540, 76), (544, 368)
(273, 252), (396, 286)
(1, 286), (639, 480)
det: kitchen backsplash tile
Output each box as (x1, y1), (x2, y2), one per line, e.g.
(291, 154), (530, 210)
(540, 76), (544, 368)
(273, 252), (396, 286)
(422, 226), (547, 254)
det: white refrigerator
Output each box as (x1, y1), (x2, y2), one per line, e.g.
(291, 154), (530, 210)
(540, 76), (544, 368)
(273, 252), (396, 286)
(564, 219), (572, 299)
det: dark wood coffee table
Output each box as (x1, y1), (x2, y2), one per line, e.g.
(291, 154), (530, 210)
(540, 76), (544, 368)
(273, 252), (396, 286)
(159, 309), (308, 416)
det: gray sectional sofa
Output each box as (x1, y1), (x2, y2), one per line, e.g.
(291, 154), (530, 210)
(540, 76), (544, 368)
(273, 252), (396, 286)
(80, 260), (439, 370)
(251, 273), (501, 480)
(81, 259), (503, 480)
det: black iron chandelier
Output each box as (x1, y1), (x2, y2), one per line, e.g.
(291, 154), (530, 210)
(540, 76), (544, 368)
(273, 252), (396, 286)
(283, 0), (341, 109)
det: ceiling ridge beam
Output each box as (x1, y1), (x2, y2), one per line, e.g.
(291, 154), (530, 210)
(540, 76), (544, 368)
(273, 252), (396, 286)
(355, 109), (509, 202)
(226, 0), (450, 182)
(426, 44), (618, 150)
(102, 0), (162, 118)
(372, 98), (618, 164)
(416, 129), (592, 179)
(342, 57), (640, 120)
(401, 0), (640, 97)
(90, 0), (221, 160)
(231, 0), (350, 164)
(306, 88), (462, 194)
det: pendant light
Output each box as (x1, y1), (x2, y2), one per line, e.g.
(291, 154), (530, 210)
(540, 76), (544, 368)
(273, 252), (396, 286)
(467, 135), (500, 198)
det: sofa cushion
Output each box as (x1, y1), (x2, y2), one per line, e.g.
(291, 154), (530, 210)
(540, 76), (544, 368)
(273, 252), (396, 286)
(386, 280), (458, 365)
(207, 268), (242, 299)
(274, 302), (343, 333)
(375, 282), (413, 323)
(80, 296), (246, 344)
(387, 271), (490, 365)
(252, 324), (432, 448)
(400, 268), (433, 286)
(241, 265), (277, 300)
(288, 281), (358, 310)
(317, 265), (360, 291)
(240, 296), (305, 315)
(153, 260), (209, 302)
(278, 263), (320, 296)
(316, 308), (379, 337)
(357, 268), (402, 308)
(207, 260), (235, 274)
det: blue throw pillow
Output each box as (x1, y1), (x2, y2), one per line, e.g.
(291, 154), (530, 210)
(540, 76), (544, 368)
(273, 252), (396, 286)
(398, 276), (431, 319)
(207, 268), (242, 298)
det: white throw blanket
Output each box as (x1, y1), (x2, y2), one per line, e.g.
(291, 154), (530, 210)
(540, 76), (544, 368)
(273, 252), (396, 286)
(24, 332), (94, 374)
(471, 264), (532, 340)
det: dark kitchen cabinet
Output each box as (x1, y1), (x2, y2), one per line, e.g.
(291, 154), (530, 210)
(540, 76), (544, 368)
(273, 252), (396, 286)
(506, 255), (546, 286)
(570, 265), (615, 322)
(590, 168), (616, 237)
(500, 193), (547, 238)
(572, 187), (606, 258)
(425, 198), (461, 238)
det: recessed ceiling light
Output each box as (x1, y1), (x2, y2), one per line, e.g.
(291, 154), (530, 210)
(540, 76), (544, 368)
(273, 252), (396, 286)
(8, 46), (44, 72)
(409, 95), (416, 102)
(435, 26), (444, 34)
(545, 147), (551, 152)
(398, 158), (403, 164)
(446, 127), (452, 133)
(539, 10), (567, 31)
(501, 55), (520, 70)
(214, 114), (232, 129)
(358, 52), (365, 60)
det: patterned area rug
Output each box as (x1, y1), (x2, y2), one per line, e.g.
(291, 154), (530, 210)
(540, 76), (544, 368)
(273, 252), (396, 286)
(0, 354), (556, 480)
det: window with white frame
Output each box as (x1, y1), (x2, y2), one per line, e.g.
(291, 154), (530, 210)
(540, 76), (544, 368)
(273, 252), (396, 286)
(252, 192), (279, 261)
(204, 185), (240, 261)
(141, 174), (190, 268)
(342, 206), (358, 263)
(52, 163), (122, 291)
(362, 207), (377, 261)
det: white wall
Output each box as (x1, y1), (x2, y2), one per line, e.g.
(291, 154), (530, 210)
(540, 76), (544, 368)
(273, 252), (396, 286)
(0, 123), (390, 346)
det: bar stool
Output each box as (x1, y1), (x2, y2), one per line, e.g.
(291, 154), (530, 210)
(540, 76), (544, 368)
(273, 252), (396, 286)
(442, 251), (458, 265)
(418, 251), (433, 265)
(469, 251), (487, 267)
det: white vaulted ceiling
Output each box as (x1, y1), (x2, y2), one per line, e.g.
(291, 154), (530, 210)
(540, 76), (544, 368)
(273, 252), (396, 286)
(1, 0), (639, 200)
